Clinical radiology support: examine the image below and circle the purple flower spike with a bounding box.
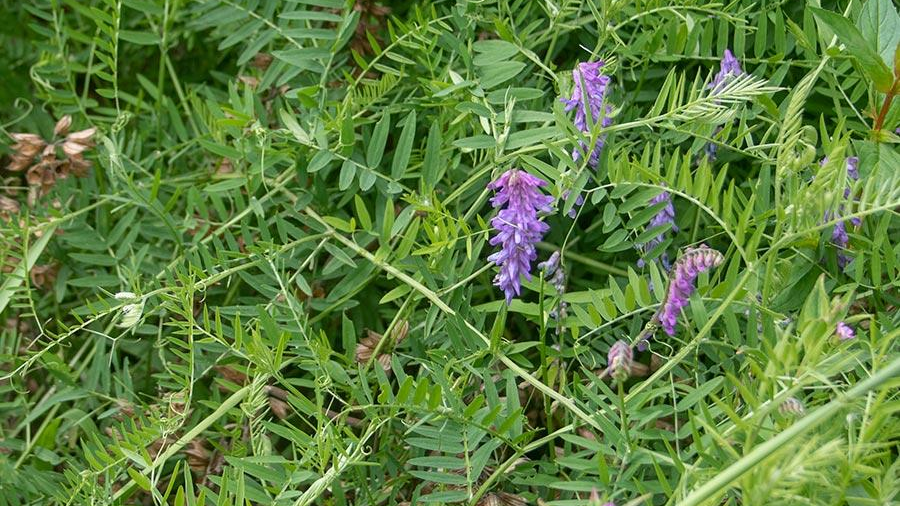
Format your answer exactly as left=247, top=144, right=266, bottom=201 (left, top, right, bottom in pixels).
left=637, top=189, right=678, bottom=269
left=561, top=61, right=613, bottom=168
left=845, top=156, right=859, bottom=180
left=836, top=321, right=855, bottom=341
left=658, top=245, right=724, bottom=336
left=828, top=156, right=862, bottom=268
left=606, top=340, right=633, bottom=381
left=709, top=49, right=744, bottom=93
left=487, top=169, right=555, bottom=304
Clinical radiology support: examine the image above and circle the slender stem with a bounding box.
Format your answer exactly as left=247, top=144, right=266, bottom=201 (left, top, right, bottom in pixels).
left=872, top=78, right=898, bottom=132
left=304, top=207, right=615, bottom=434
left=110, top=384, right=254, bottom=502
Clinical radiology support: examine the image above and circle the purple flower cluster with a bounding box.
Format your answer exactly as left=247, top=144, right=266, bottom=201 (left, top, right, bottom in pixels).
left=703, top=51, right=745, bottom=162
left=488, top=169, right=555, bottom=304
left=561, top=61, right=613, bottom=168
left=709, top=49, right=744, bottom=93
left=836, top=321, right=855, bottom=341
left=637, top=188, right=678, bottom=269
left=827, top=157, right=861, bottom=268
left=606, top=340, right=633, bottom=381
left=658, top=245, right=724, bottom=335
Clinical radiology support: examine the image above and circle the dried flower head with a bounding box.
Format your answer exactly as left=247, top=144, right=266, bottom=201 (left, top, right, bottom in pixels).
left=487, top=169, right=554, bottom=304
left=658, top=245, right=724, bottom=335
left=54, top=115, right=73, bottom=137
left=6, top=122, right=97, bottom=199
left=561, top=61, right=613, bottom=168
left=355, top=319, right=409, bottom=372
left=637, top=188, right=678, bottom=269
left=0, top=195, right=20, bottom=220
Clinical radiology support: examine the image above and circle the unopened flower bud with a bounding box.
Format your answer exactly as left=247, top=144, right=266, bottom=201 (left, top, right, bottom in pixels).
left=606, top=340, right=633, bottom=381
left=779, top=396, right=805, bottom=416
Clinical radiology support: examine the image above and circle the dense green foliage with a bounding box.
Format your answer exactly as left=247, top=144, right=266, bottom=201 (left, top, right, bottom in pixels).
left=1, top=0, right=899, bottom=505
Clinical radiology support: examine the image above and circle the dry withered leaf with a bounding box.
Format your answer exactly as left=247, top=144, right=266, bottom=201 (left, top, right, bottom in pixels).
left=30, top=263, right=58, bottom=290
left=214, top=365, right=248, bottom=386
left=184, top=439, right=210, bottom=473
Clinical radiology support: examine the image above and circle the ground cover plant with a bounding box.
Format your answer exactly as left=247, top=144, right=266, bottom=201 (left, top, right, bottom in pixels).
left=1, top=0, right=899, bottom=504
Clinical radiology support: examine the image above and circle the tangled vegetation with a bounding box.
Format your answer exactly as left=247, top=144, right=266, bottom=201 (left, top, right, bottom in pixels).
left=1, top=0, right=899, bottom=505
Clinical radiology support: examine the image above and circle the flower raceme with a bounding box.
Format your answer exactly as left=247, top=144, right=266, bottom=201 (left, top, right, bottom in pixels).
left=637, top=188, right=677, bottom=269
left=658, top=245, right=724, bottom=336
left=709, top=49, right=744, bottom=93
left=825, top=156, right=861, bottom=268
left=487, top=169, right=555, bottom=304
left=703, top=50, right=745, bottom=162
left=561, top=61, right=613, bottom=168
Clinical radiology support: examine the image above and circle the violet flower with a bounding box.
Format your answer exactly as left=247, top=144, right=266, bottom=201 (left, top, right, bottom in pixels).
left=827, top=157, right=861, bottom=268
left=657, top=245, right=724, bottom=336
left=487, top=169, right=555, bottom=304
left=606, top=340, right=633, bottom=381
left=709, top=49, right=744, bottom=93
left=637, top=188, right=678, bottom=269
left=836, top=321, right=855, bottom=341
left=703, top=50, right=744, bottom=161
left=561, top=190, right=584, bottom=218
left=561, top=61, right=613, bottom=168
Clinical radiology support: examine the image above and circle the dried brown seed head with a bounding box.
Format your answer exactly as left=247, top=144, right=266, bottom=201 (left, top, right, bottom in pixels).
left=54, top=115, right=72, bottom=136
left=355, top=329, right=382, bottom=364
left=391, top=318, right=410, bottom=343
left=214, top=365, right=248, bottom=385
left=252, top=53, right=273, bottom=70
left=62, top=140, right=90, bottom=157
left=66, top=127, right=97, bottom=145
left=0, top=195, right=19, bottom=217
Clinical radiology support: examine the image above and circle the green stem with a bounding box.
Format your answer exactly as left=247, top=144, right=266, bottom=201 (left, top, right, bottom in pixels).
left=305, top=207, right=614, bottom=434
left=872, top=77, right=898, bottom=132
left=110, top=384, right=254, bottom=502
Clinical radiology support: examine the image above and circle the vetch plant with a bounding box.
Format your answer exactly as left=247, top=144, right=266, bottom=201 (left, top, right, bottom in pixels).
left=487, top=169, right=554, bottom=304
left=0, top=1, right=898, bottom=505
